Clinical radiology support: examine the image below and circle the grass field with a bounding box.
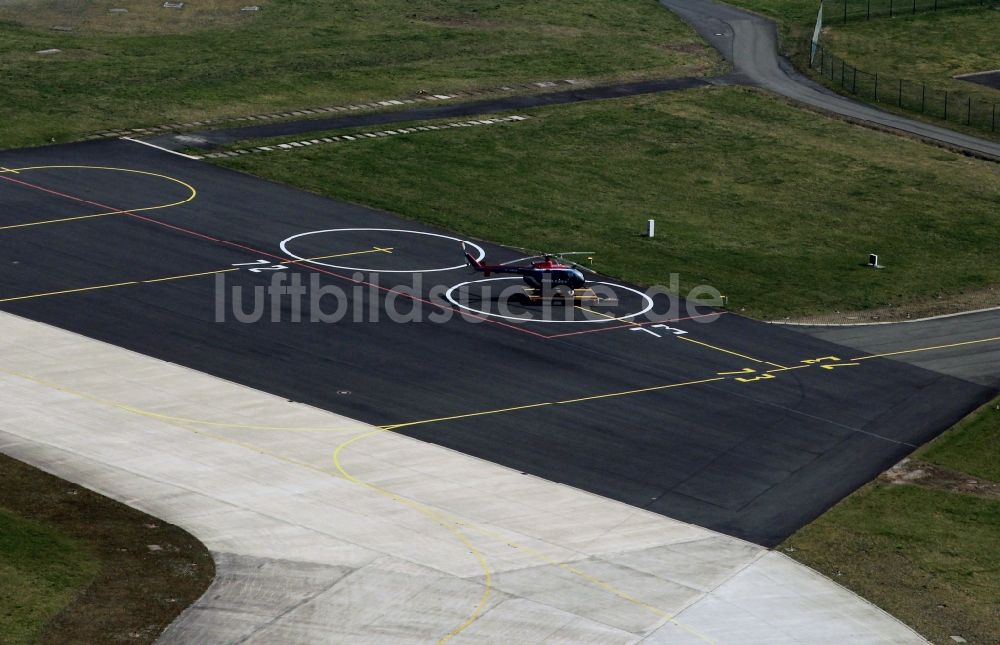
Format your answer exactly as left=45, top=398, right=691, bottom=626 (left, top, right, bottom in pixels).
left=0, top=0, right=255, bottom=33
left=923, top=401, right=1000, bottom=481
left=784, top=398, right=1000, bottom=645
left=0, top=508, right=97, bottom=643
left=821, top=6, right=1000, bottom=98
left=214, top=86, right=1000, bottom=319
left=0, top=453, right=214, bottom=643
left=0, top=0, right=720, bottom=149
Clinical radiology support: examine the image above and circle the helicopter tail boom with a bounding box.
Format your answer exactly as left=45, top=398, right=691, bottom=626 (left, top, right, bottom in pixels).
left=464, top=249, right=491, bottom=276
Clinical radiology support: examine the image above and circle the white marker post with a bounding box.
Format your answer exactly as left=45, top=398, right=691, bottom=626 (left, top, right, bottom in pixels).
left=647, top=219, right=655, bottom=238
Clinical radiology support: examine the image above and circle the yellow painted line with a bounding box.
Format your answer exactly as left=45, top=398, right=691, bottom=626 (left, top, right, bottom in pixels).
left=143, top=268, right=239, bottom=283
left=0, top=281, right=139, bottom=303
left=2, top=209, right=142, bottom=230
left=283, top=246, right=394, bottom=264
left=884, top=334, right=1000, bottom=357
left=578, top=304, right=786, bottom=369
left=717, top=368, right=755, bottom=376
left=0, top=165, right=197, bottom=231
left=555, top=376, right=725, bottom=404
left=853, top=335, right=1000, bottom=361
left=142, top=248, right=393, bottom=284
left=2, top=247, right=394, bottom=302
left=576, top=304, right=785, bottom=368
left=382, top=402, right=554, bottom=430
left=333, top=428, right=493, bottom=644
left=0, top=166, right=18, bottom=174
left=384, top=376, right=725, bottom=430
left=386, top=333, right=998, bottom=434
left=574, top=304, right=640, bottom=326
left=677, top=335, right=766, bottom=364
left=577, top=306, right=784, bottom=367
left=450, top=521, right=716, bottom=644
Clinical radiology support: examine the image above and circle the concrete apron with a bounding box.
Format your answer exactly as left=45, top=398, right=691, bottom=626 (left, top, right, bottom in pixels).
left=0, top=311, right=924, bottom=644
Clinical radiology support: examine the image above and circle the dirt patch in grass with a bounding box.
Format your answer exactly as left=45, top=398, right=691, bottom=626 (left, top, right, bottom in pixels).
left=884, top=458, right=1000, bottom=500
left=0, top=452, right=214, bottom=643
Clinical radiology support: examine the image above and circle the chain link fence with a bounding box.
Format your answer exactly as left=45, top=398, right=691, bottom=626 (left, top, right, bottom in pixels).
left=806, top=42, right=1000, bottom=133
left=828, top=0, right=997, bottom=23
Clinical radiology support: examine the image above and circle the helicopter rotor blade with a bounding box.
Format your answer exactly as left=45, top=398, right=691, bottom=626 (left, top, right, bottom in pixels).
left=549, top=252, right=595, bottom=272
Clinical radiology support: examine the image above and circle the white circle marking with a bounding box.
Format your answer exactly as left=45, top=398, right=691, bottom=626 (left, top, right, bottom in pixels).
left=279, top=228, right=486, bottom=273
left=444, top=277, right=654, bottom=324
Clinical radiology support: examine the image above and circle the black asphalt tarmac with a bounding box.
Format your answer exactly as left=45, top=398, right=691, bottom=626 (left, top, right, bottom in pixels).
left=1, top=140, right=995, bottom=546
left=957, top=70, right=1000, bottom=91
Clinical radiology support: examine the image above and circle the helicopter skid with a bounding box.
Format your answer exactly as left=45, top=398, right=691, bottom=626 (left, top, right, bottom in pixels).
left=514, top=287, right=617, bottom=306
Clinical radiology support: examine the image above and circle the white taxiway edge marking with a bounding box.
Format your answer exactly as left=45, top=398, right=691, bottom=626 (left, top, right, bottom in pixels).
left=121, top=136, right=203, bottom=161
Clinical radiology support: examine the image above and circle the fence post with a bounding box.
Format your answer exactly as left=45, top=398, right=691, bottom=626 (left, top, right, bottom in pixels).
left=890, top=0, right=894, bottom=17
left=968, top=97, right=972, bottom=125
left=841, top=60, right=846, bottom=86
left=868, top=0, right=872, bottom=19
left=993, top=103, right=996, bottom=132
left=852, top=67, right=858, bottom=93
left=844, top=0, right=848, bottom=23
left=898, top=78, right=903, bottom=107
left=912, top=0, right=916, bottom=13
left=874, top=73, right=879, bottom=101
left=934, top=0, right=938, bottom=10
left=944, top=91, right=949, bottom=120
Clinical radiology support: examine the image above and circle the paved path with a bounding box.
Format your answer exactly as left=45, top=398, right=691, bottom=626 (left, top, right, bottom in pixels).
left=146, top=77, right=711, bottom=151
left=658, top=0, right=1000, bottom=161
left=0, top=312, right=925, bottom=644
left=793, top=310, right=1000, bottom=389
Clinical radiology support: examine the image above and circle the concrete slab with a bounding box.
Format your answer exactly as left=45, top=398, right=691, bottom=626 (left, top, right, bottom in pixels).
left=0, top=312, right=925, bottom=643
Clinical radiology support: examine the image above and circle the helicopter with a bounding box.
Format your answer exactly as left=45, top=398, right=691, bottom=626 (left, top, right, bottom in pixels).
left=462, top=244, right=613, bottom=304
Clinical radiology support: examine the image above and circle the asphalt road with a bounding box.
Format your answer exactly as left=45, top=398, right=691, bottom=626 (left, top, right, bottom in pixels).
left=794, top=311, right=1000, bottom=389
left=658, top=0, right=1000, bottom=161
left=2, top=140, right=995, bottom=547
